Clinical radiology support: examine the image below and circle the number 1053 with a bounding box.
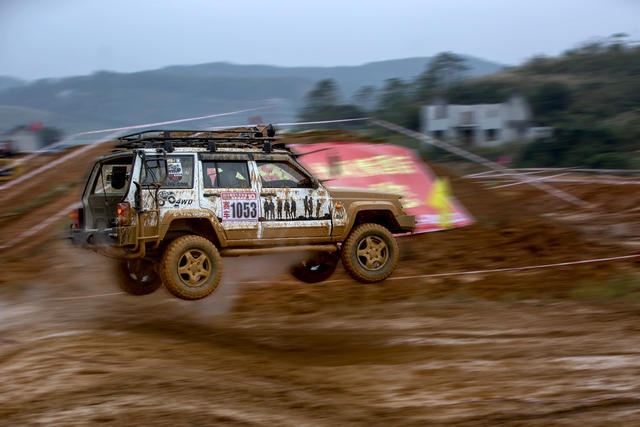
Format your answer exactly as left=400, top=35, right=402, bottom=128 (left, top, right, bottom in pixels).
left=230, top=201, right=257, bottom=218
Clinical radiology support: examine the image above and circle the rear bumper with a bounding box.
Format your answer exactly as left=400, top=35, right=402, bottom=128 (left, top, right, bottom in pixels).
left=397, top=214, right=416, bottom=233
left=69, top=228, right=118, bottom=247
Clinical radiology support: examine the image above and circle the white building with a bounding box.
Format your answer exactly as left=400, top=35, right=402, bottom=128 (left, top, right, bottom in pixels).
left=421, top=94, right=552, bottom=146
left=1, top=125, right=44, bottom=153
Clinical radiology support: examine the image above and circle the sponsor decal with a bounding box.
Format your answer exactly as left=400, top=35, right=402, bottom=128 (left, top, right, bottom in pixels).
left=221, top=192, right=259, bottom=222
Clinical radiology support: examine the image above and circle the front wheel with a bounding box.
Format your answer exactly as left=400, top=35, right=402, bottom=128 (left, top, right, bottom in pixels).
left=159, top=235, right=222, bottom=300
left=115, top=259, right=162, bottom=295
left=341, top=223, right=399, bottom=283
left=291, top=251, right=339, bottom=283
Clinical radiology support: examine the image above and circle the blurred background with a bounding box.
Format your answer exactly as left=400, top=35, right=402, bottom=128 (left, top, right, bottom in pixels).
left=1, top=1, right=640, bottom=425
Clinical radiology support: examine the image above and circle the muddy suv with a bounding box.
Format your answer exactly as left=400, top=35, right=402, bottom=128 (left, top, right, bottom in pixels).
left=70, top=127, right=415, bottom=300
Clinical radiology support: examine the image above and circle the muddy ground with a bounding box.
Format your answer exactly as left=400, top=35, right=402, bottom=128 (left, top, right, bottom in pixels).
left=2, top=131, right=640, bottom=425
left=1, top=244, right=640, bottom=425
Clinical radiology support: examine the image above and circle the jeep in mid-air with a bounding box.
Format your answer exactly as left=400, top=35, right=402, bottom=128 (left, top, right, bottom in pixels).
left=70, top=126, right=415, bottom=300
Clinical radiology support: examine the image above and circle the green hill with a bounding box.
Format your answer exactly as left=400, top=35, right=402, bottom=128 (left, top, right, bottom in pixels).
left=0, top=55, right=504, bottom=134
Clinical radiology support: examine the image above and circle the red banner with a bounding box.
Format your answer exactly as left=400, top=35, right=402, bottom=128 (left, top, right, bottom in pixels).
left=291, top=143, right=474, bottom=234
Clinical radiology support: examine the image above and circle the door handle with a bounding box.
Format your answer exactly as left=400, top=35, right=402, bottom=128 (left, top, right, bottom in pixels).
left=204, top=192, right=219, bottom=198
left=261, top=192, right=276, bottom=197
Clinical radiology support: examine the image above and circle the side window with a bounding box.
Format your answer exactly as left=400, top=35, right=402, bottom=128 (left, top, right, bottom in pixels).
left=257, top=161, right=313, bottom=189
left=164, top=156, right=194, bottom=188
left=202, top=161, right=250, bottom=189
left=141, top=155, right=194, bottom=189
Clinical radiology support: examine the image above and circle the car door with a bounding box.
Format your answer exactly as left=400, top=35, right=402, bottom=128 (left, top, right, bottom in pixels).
left=256, top=157, right=332, bottom=240
left=198, top=153, right=259, bottom=241
left=139, top=154, right=198, bottom=235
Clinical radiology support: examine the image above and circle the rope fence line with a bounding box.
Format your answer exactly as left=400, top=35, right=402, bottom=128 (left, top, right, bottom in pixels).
left=0, top=130, right=122, bottom=195
left=0, top=106, right=274, bottom=192
left=25, top=252, right=640, bottom=300
left=371, top=119, right=592, bottom=209
left=0, top=115, right=633, bottom=255
left=489, top=172, right=572, bottom=189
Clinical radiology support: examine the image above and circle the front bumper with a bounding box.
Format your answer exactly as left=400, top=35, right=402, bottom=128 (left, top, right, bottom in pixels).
left=397, top=214, right=416, bottom=233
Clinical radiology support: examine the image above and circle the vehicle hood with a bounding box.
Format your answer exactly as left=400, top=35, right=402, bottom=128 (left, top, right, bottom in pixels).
left=326, top=186, right=402, bottom=201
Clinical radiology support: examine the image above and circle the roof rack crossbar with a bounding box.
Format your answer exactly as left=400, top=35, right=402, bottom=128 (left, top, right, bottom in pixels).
left=114, top=127, right=285, bottom=152
left=118, top=128, right=265, bottom=142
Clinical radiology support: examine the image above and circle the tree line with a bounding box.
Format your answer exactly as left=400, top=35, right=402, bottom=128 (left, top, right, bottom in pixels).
left=298, top=34, right=640, bottom=169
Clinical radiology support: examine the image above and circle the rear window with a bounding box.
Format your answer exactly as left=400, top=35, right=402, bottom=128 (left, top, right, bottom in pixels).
left=90, top=157, right=133, bottom=196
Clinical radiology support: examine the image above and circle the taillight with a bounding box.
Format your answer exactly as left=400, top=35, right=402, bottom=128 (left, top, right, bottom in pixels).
left=117, top=202, right=131, bottom=226
left=69, top=209, right=80, bottom=229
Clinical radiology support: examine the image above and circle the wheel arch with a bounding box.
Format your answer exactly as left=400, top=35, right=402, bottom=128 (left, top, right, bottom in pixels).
left=157, top=210, right=225, bottom=247
left=344, top=202, right=404, bottom=236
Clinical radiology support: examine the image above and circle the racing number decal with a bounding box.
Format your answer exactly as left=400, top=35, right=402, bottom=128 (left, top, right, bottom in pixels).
left=221, top=192, right=259, bottom=222
left=229, top=200, right=257, bottom=218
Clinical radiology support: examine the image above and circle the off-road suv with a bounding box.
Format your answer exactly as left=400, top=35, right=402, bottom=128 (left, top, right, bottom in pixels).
left=70, top=127, right=415, bottom=300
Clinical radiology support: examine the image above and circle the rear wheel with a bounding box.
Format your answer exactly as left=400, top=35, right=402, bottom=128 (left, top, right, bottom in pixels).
left=115, top=259, right=161, bottom=295
left=159, top=235, right=222, bottom=300
left=291, top=251, right=339, bottom=283
left=341, top=223, right=399, bottom=283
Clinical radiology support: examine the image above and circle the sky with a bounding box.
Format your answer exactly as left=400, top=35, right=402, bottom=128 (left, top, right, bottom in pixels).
left=1, top=0, right=639, bottom=80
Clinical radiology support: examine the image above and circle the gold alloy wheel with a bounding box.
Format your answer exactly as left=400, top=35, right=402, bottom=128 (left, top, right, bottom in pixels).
left=177, top=249, right=211, bottom=287
left=356, top=235, right=389, bottom=271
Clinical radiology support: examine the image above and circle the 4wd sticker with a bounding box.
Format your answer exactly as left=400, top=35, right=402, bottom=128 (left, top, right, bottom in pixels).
left=221, top=192, right=259, bottom=222
left=158, top=190, right=194, bottom=208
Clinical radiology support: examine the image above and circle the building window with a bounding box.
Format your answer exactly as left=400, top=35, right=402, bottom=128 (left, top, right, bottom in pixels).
left=435, top=105, right=447, bottom=119
left=460, top=111, right=474, bottom=125
left=485, top=129, right=499, bottom=141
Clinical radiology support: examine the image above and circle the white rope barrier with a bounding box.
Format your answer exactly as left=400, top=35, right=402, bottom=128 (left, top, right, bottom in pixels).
left=0, top=106, right=274, bottom=191
left=372, top=119, right=592, bottom=208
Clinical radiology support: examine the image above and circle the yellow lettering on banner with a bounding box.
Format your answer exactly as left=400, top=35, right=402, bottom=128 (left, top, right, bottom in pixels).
left=369, top=182, right=420, bottom=209
left=427, top=178, right=453, bottom=228
left=306, top=163, right=330, bottom=179
left=305, top=155, right=416, bottom=179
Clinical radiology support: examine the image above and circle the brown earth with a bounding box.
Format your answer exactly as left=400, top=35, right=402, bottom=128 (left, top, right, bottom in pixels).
left=1, top=131, right=640, bottom=425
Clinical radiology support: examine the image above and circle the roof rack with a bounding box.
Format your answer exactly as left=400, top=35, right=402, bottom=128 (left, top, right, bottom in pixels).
left=115, top=125, right=284, bottom=152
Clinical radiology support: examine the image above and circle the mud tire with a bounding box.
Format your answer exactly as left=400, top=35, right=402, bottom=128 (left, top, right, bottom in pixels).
left=291, top=251, right=339, bottom=283
left=159, top=235, right=222, bottom=300
left=116, top=259, right=162, bottom=296
left=341, top=223, right=399, bottom=283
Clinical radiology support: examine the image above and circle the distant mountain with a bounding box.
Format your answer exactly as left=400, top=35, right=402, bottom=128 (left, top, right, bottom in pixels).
left=158, top=56, right=505, bottom=100
left=0, top=56, right=505, bottom=135
left=0, top=76, right=24, bottom=92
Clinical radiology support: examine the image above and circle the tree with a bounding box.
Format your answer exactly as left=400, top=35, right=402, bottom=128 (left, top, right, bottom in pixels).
left=529, top=82, right=573, bottom=123
left=303, top=79, right=340, bottom=111
left=375, top=78, right=420, bottom=129
left=39, top=127, right=63, bottom=146
left=298, top=79, right=363, bottom=126
left=352, top=85, right=377, bottom=112
left=415, top=52, right=469, bottom=100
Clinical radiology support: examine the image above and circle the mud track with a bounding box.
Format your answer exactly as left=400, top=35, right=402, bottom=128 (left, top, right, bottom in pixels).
left=2, top=131, right=640, bottom=424
left=1, top=246, right=640, bottom=425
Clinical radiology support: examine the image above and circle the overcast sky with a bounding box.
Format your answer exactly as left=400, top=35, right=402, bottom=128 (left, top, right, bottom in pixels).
left=1, top=0, right=638, bottom=80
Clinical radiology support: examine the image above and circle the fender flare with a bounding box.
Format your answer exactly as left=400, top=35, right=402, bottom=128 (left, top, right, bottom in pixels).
left=156, top=209, right=226, bottom=246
